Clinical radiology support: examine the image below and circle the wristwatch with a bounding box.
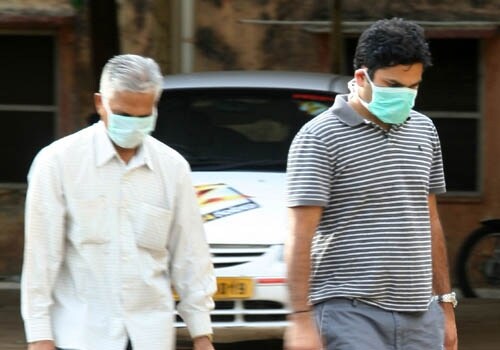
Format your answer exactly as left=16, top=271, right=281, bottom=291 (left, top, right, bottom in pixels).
left=437, top=292, right=458, bottom=308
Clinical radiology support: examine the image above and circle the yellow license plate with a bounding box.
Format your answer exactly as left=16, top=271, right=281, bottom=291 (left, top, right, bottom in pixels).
left=172, top=277, right=254, bottom=301
left=214, top=277, right=254, bottom=300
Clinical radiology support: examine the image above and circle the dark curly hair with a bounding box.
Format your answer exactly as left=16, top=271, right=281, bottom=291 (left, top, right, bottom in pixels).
left=353, top=18, right=432, bottom=78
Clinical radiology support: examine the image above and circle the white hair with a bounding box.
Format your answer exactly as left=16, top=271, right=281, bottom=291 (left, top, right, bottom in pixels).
left=99, top=54, right=163, bottom=101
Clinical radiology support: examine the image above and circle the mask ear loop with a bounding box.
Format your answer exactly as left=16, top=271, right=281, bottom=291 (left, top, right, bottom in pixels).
left=362, top=69, right=374, bottom=85
left=349, top=69, right=373, bottom=106
left=349, top=68, right=372, bottom=99
left=347, top=78, right=357, bottom=99
left=354, top=69, right=374, bottom=109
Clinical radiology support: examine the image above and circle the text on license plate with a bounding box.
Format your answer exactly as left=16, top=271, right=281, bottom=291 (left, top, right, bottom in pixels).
left=214, top=277, right=254, bottom=300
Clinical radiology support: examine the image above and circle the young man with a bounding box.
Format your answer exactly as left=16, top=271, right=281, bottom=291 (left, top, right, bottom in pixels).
left=21, top=54, right=216, bottom=350
left=285, top=18, right=458, bottom=350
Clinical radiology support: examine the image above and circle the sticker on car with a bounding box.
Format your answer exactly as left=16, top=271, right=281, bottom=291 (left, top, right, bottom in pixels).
left=195, top=183, right=259, bottom=222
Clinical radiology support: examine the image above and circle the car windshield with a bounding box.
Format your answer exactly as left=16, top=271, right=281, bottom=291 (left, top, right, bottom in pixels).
left=154, top=88, right=335, bottom=171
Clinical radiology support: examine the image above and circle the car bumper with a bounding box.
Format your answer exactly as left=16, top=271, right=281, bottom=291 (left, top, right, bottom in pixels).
left=175, top=278, right=290, bottom=342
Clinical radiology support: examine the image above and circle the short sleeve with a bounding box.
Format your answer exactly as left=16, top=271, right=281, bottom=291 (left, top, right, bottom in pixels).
left=428, top=124, right=446, bottom=194
left=286, top=129, right=333, bottom=207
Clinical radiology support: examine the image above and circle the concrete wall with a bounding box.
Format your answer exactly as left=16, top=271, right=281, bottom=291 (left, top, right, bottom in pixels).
left=192, top=0, right=499, bottom=72
left=194, top=0, right=325, bottom=71
left=117, top=0, right=171, bottom=73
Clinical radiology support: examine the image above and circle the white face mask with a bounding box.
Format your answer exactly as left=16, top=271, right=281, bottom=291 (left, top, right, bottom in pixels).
left=103, top=100, right=157, bottom=149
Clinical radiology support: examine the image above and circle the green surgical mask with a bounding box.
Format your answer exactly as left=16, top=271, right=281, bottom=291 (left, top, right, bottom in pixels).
left=103, top=101, right=157, bottom=149
left=358, top=70, right=417, bottom=124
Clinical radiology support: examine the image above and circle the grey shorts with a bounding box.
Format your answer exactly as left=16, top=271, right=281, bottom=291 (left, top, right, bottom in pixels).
left=314, top=298, right=444, bottom=350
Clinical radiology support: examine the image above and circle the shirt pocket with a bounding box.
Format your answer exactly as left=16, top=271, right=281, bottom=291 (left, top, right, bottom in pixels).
left=70, top=196, right=110, bottom=244
left=132, top=202, right=172, bottom=252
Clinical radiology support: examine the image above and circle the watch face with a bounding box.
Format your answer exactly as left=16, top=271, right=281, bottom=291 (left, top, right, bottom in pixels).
left=440, top=292, right=457, bottom=307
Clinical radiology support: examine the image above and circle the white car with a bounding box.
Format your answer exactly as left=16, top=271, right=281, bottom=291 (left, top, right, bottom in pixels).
left=154, top=71, right=350, bottom=342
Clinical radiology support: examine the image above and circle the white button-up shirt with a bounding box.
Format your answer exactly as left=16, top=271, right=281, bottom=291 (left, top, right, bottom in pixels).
left=21, top=121, right=216, bottom=350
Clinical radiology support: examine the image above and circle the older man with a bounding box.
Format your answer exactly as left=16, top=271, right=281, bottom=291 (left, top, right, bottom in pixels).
left=21, top=54, right=216, bottom=350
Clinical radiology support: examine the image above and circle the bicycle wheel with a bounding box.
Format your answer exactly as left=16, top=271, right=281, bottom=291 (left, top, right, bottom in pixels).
left=457, top=226, right=500, bottom=298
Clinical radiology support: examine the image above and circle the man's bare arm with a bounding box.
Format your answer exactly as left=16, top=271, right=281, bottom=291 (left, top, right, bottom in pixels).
left=284, top=206, right=323, bottom=350
left=285, top=206, right=323, bottom=311
left=428, top=194, right=458, bottom=350
left=429, top=194, right=452, bottom=294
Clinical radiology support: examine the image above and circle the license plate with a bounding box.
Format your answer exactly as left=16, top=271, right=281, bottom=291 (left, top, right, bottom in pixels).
left=172, top=277, right=254, bottom=301
left=214, top=277, right=254, bottom=300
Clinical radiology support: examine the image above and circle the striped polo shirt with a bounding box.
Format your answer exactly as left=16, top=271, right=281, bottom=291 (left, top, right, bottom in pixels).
left=286, top=94, right=446, bottom=312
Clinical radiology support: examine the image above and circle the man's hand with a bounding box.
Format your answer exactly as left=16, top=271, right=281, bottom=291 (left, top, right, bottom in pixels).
left=193, top=335, right=214, bottom=350
left=284, top=312, right=322, bottom=350
left=27, top=340, right=55, bottom=350
left=441, top=303, right=458, bottom=350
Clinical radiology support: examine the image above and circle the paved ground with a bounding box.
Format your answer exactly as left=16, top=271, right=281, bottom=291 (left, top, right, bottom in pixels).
left=1, top=285, right=499, bottom=350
